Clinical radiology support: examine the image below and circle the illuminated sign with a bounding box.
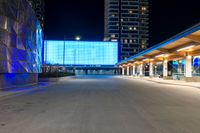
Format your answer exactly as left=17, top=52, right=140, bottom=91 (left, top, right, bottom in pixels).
left=44, top=41, right=118, bottom=66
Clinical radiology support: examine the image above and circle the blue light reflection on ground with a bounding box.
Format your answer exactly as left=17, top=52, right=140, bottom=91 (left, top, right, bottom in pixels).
left=7, top=82, right=50, bottom=93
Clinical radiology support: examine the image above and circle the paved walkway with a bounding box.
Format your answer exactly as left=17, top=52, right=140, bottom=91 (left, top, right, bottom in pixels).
left=0, top=75, right=200, bottom=133
left=121, top=76, right=200, bottom=88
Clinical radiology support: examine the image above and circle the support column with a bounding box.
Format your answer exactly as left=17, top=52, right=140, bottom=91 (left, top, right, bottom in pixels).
left=139, top=64, right=143, bottom=77
left=122, top=67, right=125, bottom=76
left=127, top=66, right=130, bottom=76
left=163, top=60, right=168, bottom=79
left=186, top=55, right=192, bottom=80
left=132, top=65, right=136, bottom=76
left=149, top=62, right=154, bottom=78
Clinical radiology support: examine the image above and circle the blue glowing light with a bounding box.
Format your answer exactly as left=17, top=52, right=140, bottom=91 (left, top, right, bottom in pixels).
left=194, top=57, right=200, bottom=67
left=44, top=41, right=118, bottom=65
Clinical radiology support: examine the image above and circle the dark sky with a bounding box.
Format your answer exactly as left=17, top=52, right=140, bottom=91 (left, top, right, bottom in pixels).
left=45, top=0, right=200, bottom=46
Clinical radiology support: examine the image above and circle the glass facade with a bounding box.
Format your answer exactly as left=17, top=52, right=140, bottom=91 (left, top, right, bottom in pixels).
left=0, top=0, right=43, bottom=73
left=193, top=56, right=200, bottom=76
left=172, top=60, right=186, bottom=77
left=154, top=62, right=163, bottom=77
left=44, top=41, right=118, bottom=66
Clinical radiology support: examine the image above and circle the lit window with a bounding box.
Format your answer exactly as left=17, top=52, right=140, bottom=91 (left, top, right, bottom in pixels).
left=141, top=45, right=146, bottom=49
left=142, top=7, right=147, bottom=11
left=111, top=34, right=115, bottom=38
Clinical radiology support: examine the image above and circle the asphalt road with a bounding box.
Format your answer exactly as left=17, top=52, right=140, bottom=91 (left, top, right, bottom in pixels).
left=0, top=75, right=200, bottom=133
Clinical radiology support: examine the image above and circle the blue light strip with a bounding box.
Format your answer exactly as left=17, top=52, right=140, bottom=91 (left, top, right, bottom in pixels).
left=44, top=41, right=118, bottom=66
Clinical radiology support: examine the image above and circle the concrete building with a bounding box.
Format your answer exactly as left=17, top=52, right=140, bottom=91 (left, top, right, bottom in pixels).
left=43, top=41, right=119, bottom=75
left=117, top=23, right=200, bottom=82
left=104, top=0, right=149, bottom=60
left=0, top=0, right=43, bottom=89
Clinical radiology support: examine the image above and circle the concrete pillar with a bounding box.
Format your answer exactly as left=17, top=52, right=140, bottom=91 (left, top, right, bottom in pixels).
left=122, top=67, right=125, bottom=75
left=150, top=62, right=154, bottom=77
left=186, top=56, right=192, bottom=78
left=132, top=66, right=136, bottom=76
left=163, top=60, right=168, bottom=78
left=139, top=64, right=143, bottom=77
left=127, top=66, right=130, bottom=76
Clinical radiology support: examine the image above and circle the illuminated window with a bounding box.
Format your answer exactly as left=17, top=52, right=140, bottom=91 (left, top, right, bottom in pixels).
left=142, top=7, right=147, bottom=11
left=141, top=45, right=146, bottom=49
left=124, top=39, right=128, bottom=43
left=111, top=34, right=115, bottom=38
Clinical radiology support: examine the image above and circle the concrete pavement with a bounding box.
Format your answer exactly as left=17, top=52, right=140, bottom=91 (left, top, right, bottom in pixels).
left=0, top=75, right=200, bottom=133
left=0, top=82, right=52, bottom=100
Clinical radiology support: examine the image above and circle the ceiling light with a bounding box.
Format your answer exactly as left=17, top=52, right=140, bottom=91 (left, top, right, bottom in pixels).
left=177, top=45, right=194, bottom=52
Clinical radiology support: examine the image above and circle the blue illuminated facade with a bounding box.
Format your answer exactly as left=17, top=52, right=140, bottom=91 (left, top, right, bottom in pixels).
left=0, top=0, right=43, bottom=89
left=0, top=0, right=43, bottom=73
left=44, top=41, right=118, bottom=66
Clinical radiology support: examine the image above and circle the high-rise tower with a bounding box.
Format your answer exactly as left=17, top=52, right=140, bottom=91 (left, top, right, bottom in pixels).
left=104, top=0, right=149, bottom=60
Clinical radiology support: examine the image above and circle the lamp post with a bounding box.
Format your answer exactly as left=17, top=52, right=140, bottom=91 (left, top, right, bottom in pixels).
left=63, top=36, right=66, bottom=66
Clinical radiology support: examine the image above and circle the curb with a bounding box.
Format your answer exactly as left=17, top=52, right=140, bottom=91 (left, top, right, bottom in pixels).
left=0, top=76, right=75, bottom=100
left=119, top=76, right=200, bottom=89
left=0, top=82, right=57, bottom=100
left=144, top=79, right=200, bottom=89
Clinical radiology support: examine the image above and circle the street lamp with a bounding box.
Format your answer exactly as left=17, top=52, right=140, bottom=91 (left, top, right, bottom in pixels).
left=75, top=36, right=81, bottom=41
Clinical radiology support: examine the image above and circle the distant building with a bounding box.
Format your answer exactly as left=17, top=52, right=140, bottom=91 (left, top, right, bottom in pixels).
left=43, top=41, right=119, bottom=75
left=28, top=0, right=45, bottom=29
left=104, top=0, right=149, bottom=60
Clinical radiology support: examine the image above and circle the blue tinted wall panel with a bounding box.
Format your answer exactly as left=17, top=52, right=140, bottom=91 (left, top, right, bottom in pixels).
left=0, top=0, right=43, bottom=73
left=44, top=41, right=118, bottom=66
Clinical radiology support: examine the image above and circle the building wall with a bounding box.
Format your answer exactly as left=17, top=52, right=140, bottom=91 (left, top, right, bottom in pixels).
left=44, top=41, right=118, bottom=66
left=0, top=0, right=43, bottom=89
left=0, top=73, right=38, bottom=89
left=27, top=0, right=45, bottom=28
left=104, top=0, right=149, bottom=60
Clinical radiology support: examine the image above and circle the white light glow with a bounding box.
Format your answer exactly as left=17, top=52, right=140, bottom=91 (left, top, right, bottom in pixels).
left=143, top=58, right=149, bottom=61
left=177, top=45, right=194, bottom=52
left=155, top=54, right=168, bottom=58
left=75, top=36, right=81, bottom=41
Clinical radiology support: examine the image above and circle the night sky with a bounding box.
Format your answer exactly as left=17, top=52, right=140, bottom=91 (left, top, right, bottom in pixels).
left=45, top=0, right=200, bottom=46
